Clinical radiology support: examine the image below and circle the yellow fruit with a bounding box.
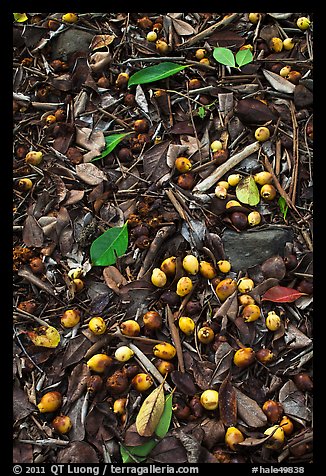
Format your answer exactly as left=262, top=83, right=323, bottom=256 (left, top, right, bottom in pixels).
left=195, top=48, right=206, bottom=60
left=88, top=317, right=107, bottom=335
left=197, top=326, right=214, bottom=344
left=225, top=427, right=245, bottom=450
left=238, top=294, right=255, bottom=306
left=200, top=389, right=219, bottom=410
left=217, top=260, right=231, bottom=274
left=131, top=373, right=153, bottom=392
left=151, top=268, right=167, bottom=287
left=114, top=346, right=134, bottom=362
left=297, top=17, right=311, bottom=31
left=113, top=398, right=127, bottom=415
left=17, top=178, right=33, bottom=191
left=175, top=157, right=192, bottom=173
left=160, top=256, right=177, bottom=276
left=147, top=30, right=158, bottom=42
left=248, top=13, right=260, bottom=24
left=242, top=304, right=261, bottom=322
left=265, top=311, right=281, bottom=331
left=87, top=354, right=113, bottom=373
left=280, top=416, right=294, bottom=436
left=37, top=391, right=62, bottom=413
left=215, top=278, right=237, bottom=301
left=176, top=277, right=193, bottom=296
left=226, top=199, right=241, bottom=209
left=199, top=261, right=216, bottom=279
left=210, top=140, right=223, bottom=152
left=52, top=415, right=72, bottom=434
left=120, top=320, right=141, bottom=337
left=264, top=425, right=285, bottom=450
left=178, top=316, right=195, bottom=336
left=261, top=184, right=277, bottom=200
left=153, top=342, right=177, bottom=360
left=255, top=127, right=270, bottom=142
left=155, top=359, right=175, bottom=375
left=237, top=277, right=254, bottom=293
left=270, top=37, right=283, bottom=53
left=68, top=267, right=84, bottom=279
left=279, top=65, right=292, bottom=77
left=254, top=171, right=273, bottom=185
left=25, top=151, right=43, bottom=166
left=248, top=211, right=261, bottom=227
left=199, top=58, right=210, bottom=66
left=156, top=40, right=169, bottom=55
left=61, top=309, right=81, bottom=328
left=283, top=38, right=295, bottom=50
left=182, top=255, right=199, bottom=275
left=217, top=180, right=229, bottom=190
left=233, top=347, right=255, bottom=368
left=72, top=278, right=84, bottom=292
left=227, top=174, right=242, bottom=187
left=214, top=184, right=228, bottom=199
left=62, top=13, right=78, bottom=23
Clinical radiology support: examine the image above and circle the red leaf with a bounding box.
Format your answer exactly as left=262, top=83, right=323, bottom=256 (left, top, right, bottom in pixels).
left=262, top=286, right=306, bottom=303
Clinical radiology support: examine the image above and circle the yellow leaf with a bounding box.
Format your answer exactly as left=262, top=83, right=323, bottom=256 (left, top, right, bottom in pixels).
left=13, top=13, right=28, bottom=23
left=27, top=326, right=61, bottom=348
left=136, top=383, right=165, bottom=437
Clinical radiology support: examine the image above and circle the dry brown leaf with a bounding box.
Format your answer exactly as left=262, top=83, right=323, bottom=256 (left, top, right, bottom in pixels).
left=103, top=266, right=128, bottom=294
left=90, top=34, right=115, bottom=50
left=22, top=215, right=44, bottom=248
left=136, top=383, right=165, bottom=437
left=75, top=163, right=107, bottom=185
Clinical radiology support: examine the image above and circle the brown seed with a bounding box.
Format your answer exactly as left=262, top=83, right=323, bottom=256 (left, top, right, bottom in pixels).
left=230, top=212, right=248, bottom=230
left=256, top=348, right=274, bottom=364
left=134, top=119, right=149, bottom=134
left=177, top=173, right=195, bottom=190
left=293, top=373, right=313, bottom=392
left=97, top=76, right=110, bottom=88
left=124, top=93, right=136, bottom=107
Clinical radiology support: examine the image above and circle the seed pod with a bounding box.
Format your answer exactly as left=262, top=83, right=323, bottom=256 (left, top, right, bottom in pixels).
left=120, top=320, right=141, bottom=337
left=87, top=354, right=113, bottom=373
left=217, top=260, right=231, bottom=274
left=61, top=309, right=81, bottom=328
left=178, top=316, right=195, bottom=336
left=25, top=151, right=43, bottom=166
left=265, top=311, right=281, bottom=331
left=263, top=425, right=285, bottom=450
left=199, top=261, right=217, bottom=279
left=199, top=58, right=210, bottom=66
left=280, top=416, right=294, bottom=435
left=153, top=342, right=177, bottom=360
left=256, top=348, right=274, bottom=364
left=160, top=256, right=177, bottom=277
left=197, top=326, right=215, bottom=344
left=238, top=277, right=255, bottom=293
left=215, top=278, right=237, bottom=301
left=248, top=211, right=261, bottom=226
left=182, top=255, right=199, bottom=275
left=151, top=268, right=167, bottom=288
left=113, top=398, right=127, bottom=415
left=88, top=317, right=107, bottom=335
left=68, top=267, right=84, bottom=280
left=255, top=126, right=271, bottom=142
left=106, top=370, right=129, bottom=395
left=176, top=277, right=193, bottom=296
left=131, top=373, right=153, bottom=392
left=279, top=65, right=292, bottom=78
left=261, top=184, right=277, bottom=200
left=233, top=347, right=255, bottom=368
left=71, top=278, right=84, bottom=293
left=225, top=427, right=245, bottom=450
left=175, top=157, right=192, bottom=173
left=52, top=415, right=72, bottom=434
left=188, top=78, right=202, bottom=90
left=262, top=400, right=284, bottom=424
left=286, top=70, right=302, bottom=85
left=200, top=389, right=219, bottom=410
left=114, top=346, right=134, bottom=362
left=242, top=304, right=261, bottom=322
left=154, top=359, right=175, bottom=375
left=37, top=391, right=62, bottom=413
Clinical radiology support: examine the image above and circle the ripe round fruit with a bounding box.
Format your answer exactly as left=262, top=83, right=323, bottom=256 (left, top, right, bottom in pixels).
left=25, top=151, right=43, bottom=166
left=266, top=311, right=281, bottom=331
left=217, top=180, right=229, bottom=190
left=270, top=37, right=283, bottom=53
left=175, top=157, right=192, bottom=173
left=216, top=278, right=237, bottom=301
left=255, top=127, right=270, bottom=142
left=199, top=58, right=210, bottom=66
left=116, top=73, right=129, bottom=89
left=261, top=184, right=277, bottom=200
left=153, top=342, right=177, bottom=360
left=200, top=389, right=219, bottom=410
left=248, top=13, right=260, bottom=24
left=279, top=65, right=292, bottom=78
left=68, top=267, right=83, bottom=280
left=52, top=415, right=72, bottom=434
left=280, top=416, right=294, bottom=436
left=197, top=326, right=214, bottom=344
left=238, top=294, right=255, bottom=306
left=233, top=347, right=255, bottom=368
left=214, top=184, right=227, bottom=199
left=217, top=260, right=231, bottom=274
left=114, top=346, right=134, bottom=362
left=134, top=119, right=149, bottom=134
left=62, top=13, right=78, bottom=23
left=87, top=354, right=113, bottom=373
left=248, top=211, right=261, bottom=226
left=296, top=17, right=311, bottom=31
left=199, top=261, right=216, bottom=279
left=61, top=309, right=81, bottom=328
left=178, top=316, right=195, bottom=336
left=151, top=268, right=167, bottom=287
left=242, top=304, right=261, bottom=322
left=160, top=257, right=177, bottom=276
left=17, top=178, right=33, bottom=191
left=283, top=38, right=295, bottom=50
left=195, top=48, right=206, bottom=60
left=37, top=391, right=62, bottom=413
left=72, top=278, right=84, bottom=292
left=226, top=199, right=241, bottom=209
left=225, top=427, right=244, bottom=450
left=264, top=425, right=285, bottom=450
left=147, top=30, right=158, bottom=42
left=88, top=317, right=107, bottom=335
left=155, top=359, right=174, bottom=375
left=183, top=255, right=199, bottom=275
left=227, top=174, right=242, bottom=187
left=238, top=277, right=254, bottom=293
left=120, top=319, right=141, bottom=337
left=113, top=398, right=127, bottom=415
left=210, top=140, right=223, bottom=153
left=156, top=40, right=169, bottom=55
left=132, top=373, right=153, bottom=392
left=176, top=277, right=193, bottom=296
left=143, top=311, right=162, bottom=331
left=254, top=171, right=273, bottom=185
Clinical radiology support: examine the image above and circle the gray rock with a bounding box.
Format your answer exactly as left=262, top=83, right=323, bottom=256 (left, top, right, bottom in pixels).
left=51, top=29, right=94, bottom=61
left=221, top=225, right=293, bottom=272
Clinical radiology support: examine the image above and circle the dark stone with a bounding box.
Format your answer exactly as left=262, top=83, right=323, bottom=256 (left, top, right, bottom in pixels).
left=51, top=29, right=94, bottom=61
left=221, top=226, right=293, bottom=272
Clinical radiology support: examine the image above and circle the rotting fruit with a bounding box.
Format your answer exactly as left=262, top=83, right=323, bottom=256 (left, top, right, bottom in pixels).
left=151, top=268, right=167, bottom=288
left=61, top=309, right=81, bottom=328
left=106, top=370, right=129, bottom=395
left=195, top=48, right=206, bottom=60
left=200, top=389, right=219, bottom=410
left=114, top=346, right=134, bottom=362
left=52, top=415, right=72, bottom=434
left=88, top=316, right=107, bottom=335
left=131, top=373, right=154, bottom=392
left=233, top=347, right=255, bottom=368
left=182, top=255, right=199, bottom=275
left=255, top=127, right=270, bottom=142
left=264, top=425, right=285, bottom=450
left=155, top=359, right=175, bottom=375
left=216, top=278, right=237, bottom=301
left=143, top=311, right=162, bottom=331
left=87, top=354, right=113, bottom=373
left=178, top=316, right=195, bottom=336
left=199, top=261, right=216, bottom=279
left=256, top=348, right=274, bottom=364
left=146, top=30, right=158, bottom=42
left=238, top=294, right=255, bottom=306
left=175, top=157, right=192, bottom=173
left=37, top=391, right=62, bottom=413
left=242, top=304, right=261, bottom=322
left=153, top=342, right=177, bottom=360
left=262, top=400, right=284, bottom=424
left=176, top=277, right=193, bottom=296
left=197, top=326, right=215, bottom=344
left=25, top=151, right=43, bottom=166
left=225, top=427, right=245, bottom=450
left=120, top=319, right=141, bottom=337
left=279, top=65, right=292, bottom=78
left=160, top=257, right=177, bottom=276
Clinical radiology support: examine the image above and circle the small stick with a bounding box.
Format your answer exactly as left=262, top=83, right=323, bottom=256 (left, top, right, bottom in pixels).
left=166, top=305, right=185, bottom=373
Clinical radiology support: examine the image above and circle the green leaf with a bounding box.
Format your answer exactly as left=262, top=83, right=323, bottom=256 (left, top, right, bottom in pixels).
left=236, top=176, right=260, bottom=206
left=120, top=439, right=157, bottom=463
left=13, top=13, right=28, bottom=22
left=278, top=196, right=289, bottom=220
left=91, top=133, right=133, bottom=162
left=213, top=47, right=236, bottom=68
left=235, top=49, right=253, bottom=67
left=128, top=63, right=189, bottom=87
left=155, top=393, right=173, bottom=438
left=197, top=106, right=206, bottom=119
left=90, top=222, right=128, bottom=266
